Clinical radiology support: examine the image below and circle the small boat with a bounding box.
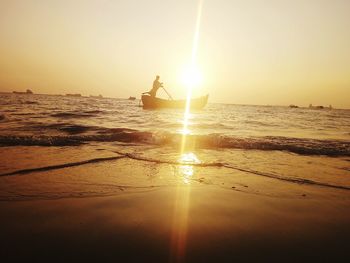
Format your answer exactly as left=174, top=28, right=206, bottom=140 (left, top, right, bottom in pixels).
left=309, top=104, right=333, bottom=110
left=128, top=96, right=136, bottom=100
left=66, top=93, right=82, bottom=97
left=13, top=89, right=33, bottom=94
left=141, top=94, right=208, bottom=110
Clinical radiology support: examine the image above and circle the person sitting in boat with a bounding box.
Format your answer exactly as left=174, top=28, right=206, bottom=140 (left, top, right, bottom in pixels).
left=148, top=75, right=163, bottom=97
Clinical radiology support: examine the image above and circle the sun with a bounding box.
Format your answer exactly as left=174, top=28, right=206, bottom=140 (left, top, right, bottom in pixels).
left=181, top=65, right=203, bottom=88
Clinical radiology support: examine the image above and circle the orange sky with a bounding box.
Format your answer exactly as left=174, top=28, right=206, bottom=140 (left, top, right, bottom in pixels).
left=0, top=0, right=349, bottom=108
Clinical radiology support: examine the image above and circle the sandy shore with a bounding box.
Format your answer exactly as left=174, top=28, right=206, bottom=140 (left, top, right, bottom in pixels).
left=0, top=146, right=349, bottom=262
left=1, top=185, right=350, bottom=262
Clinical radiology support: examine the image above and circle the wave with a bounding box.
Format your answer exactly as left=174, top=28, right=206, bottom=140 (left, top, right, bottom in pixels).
left=0, top=156, right=125, bottom=177
left=22, top=100, right=39, bottom=105
left=1, top=151, right=348, bottom=191
left=0, top=131, right=152, bottom=146
left=0, top=100, right=39, bottom=105
left=0, top=128, right=349, bottom=156
left=83, top=110, right=104, bottom=114
left=195, top=135, right=350, bottom=156
left=0, top=113, right=7, bottom=122
left=119, top=152, right=349, bottom=190
left=51, top=112, right=98, bottom=118
left=58, top=125, right=92, bottom=134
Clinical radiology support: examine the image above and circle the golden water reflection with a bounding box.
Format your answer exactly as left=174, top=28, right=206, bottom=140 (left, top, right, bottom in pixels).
left=177, top=113, right=193, bottom=135
left=178, top=152, right=200, bottom=184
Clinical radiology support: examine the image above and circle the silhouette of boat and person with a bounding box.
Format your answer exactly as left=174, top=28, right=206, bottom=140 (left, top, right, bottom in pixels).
left=141, top=75, right=208, bottom=110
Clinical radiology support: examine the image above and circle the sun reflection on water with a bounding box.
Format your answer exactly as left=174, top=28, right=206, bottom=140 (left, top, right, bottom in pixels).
left=179, top=128, right=191, bottom=136
left=178, top=152, right=201, bottom=184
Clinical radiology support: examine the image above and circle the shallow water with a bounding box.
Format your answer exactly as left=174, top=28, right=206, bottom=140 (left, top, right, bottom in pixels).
left=0, top=93, right=349, bottom=199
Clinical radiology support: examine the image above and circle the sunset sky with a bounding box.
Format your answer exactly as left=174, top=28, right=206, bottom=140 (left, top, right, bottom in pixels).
left=0, top=0, right=349, bottom=108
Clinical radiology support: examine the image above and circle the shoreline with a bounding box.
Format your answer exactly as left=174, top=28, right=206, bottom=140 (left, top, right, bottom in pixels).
left=0, top=143, right=349, bottom=262
left=1, top=150, right=349, bottom=262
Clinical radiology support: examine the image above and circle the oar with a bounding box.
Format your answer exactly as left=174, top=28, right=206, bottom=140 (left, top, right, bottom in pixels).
left=162, top=87, right=174, bottom=100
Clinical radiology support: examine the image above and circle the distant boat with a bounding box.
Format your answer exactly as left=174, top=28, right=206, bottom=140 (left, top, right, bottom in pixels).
left=66, top=93, right=82, bottom=97
left=289, top=104, right=299, bottom=108
left=309, top=104, right=332, bottom=110
left=128, top=96, right=136, bottom=100
left=141, top=94, right=208, bottom=110
left=13, top=89, right=33, bottom=94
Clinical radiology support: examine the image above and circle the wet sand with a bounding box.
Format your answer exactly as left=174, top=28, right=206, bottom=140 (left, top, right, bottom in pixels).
left=1, top=148, right=350, bottom=262
left=1, top=185, right=349, bottom=262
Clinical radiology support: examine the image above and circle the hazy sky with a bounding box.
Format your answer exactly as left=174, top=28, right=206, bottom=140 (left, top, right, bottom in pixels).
left=0, top=0, right=349, bottom=107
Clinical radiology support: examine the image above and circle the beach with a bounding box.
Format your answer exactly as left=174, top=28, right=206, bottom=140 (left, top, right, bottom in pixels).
left=1, top=143, right=350, bottom=262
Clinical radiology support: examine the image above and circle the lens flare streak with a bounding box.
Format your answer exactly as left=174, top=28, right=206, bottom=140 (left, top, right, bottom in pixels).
left=170, top=1, right=203, bottom=262
left=180, top=0, right=203, bottom=153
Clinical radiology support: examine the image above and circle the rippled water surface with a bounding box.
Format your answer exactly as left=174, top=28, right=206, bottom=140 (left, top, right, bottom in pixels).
left=0, top=93, right=349, bottom=200
left=0, top=93, right=349, bottom=155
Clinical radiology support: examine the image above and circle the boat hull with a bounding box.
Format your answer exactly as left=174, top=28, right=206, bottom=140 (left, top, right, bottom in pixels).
left=141, top=94, right=208, bottom=110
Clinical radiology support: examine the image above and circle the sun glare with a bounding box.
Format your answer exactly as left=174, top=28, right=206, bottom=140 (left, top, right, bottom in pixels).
left=181, top=65, right=203, bottom=88
left=177, top=153, right=201, bottom=183
left=171, top=1, right=203, bottom=262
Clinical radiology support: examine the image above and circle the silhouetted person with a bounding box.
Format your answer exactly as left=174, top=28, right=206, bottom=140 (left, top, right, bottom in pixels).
left=149, top=75, right=163, bottom=97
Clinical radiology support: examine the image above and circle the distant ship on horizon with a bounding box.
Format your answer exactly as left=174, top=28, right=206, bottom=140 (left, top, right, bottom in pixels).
left=309, top=104, right=333, bottom=110
left=65, top=93, right=82, bottom=97
left=13, top=89, right=33, bottom=94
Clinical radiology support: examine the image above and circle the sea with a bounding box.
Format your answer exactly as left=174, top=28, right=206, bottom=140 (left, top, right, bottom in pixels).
left=0, top=93, right=349, bottom=199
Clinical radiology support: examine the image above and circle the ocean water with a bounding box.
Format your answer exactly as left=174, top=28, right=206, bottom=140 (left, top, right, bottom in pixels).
left=0, top=93, right=349, bottom=153
left=0, top=93, right=349, bottom=199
